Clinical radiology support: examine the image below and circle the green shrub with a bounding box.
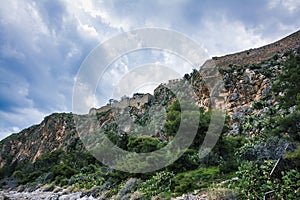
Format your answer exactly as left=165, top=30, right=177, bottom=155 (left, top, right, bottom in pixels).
left=284, top=147, right=300, bottom=169
left=172, top=167, right=219, bottom=195
left=139, top=171, right=174, bottom=197
left=55, top=177, right=69, bottom=186
left=51, top=164, right=78, bottom=179
left=71, top=171, right=105, bottom=189
left=23, top=171, right=43, bottom=184
left=231, top=160, right=275, bottom=199
left=34, top=149, right=64, bottom=171
left=270, top=112, right=300, bottom=142
left=164, top=109, right=181, bottom=137
left=236, top=136, right=289, bottom=162
left=12, top=170, right=23, bottom=180
left=127, top=136, right=161, bottom=153
left=275, top=169, right=300, bottom=199
left=272, top=54, right=300, bottom=109
left=218, top=136, right=246, bottom=173
left=164, top=99, right=210, bottom=148
left=231, top=160, right=300, bottom=199
left=167, top=149, right=200, bottom=172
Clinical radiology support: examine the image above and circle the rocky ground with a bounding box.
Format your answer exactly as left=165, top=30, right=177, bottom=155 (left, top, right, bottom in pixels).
left=0, top=190, right=97, bottom=200
left=0, top=187, right=237, bottom=200
left=0, top=191, right=211, bottom=200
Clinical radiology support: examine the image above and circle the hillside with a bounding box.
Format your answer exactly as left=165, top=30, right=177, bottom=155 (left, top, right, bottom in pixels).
left=0, top=30, right=300, bottom=199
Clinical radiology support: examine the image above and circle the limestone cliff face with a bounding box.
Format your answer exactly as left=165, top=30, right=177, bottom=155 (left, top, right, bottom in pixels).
left=0, top=30, right=299, bottom=170
left=0, top=113, right=82, bottom=168
left=193, top=45, right=299, bottom=136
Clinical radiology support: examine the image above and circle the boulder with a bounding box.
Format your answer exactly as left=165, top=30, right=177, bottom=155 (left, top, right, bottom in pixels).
left=117, top=178, right=138, bottom=198
left=229, top=93, right=239, bottom=102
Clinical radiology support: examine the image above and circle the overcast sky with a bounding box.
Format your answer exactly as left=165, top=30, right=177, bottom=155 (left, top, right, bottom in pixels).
left=0, top=0, right=299, bottom=140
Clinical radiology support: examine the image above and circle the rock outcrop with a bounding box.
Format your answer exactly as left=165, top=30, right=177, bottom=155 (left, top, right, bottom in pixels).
left=0, top=113, right=81, bottom=168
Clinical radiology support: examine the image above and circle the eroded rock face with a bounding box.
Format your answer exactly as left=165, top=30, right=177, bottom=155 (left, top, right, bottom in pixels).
left=0, top=113, right=82, bottom=168
left=189, top=44, right=300, bottom=138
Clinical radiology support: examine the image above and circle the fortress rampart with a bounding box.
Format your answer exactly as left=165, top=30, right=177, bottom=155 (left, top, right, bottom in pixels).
left=212, top=30, right=300, bottom=68
left=89, top=93, right=153, bottom=115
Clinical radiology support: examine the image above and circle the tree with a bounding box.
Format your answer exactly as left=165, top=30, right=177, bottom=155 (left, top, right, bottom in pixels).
left=127, top=136, right=160, bottom=153
left=164, top=100, right=210, bottom=149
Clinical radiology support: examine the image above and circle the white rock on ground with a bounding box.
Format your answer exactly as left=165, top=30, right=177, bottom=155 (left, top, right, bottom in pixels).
left=0, top=191, right=98, bottom=200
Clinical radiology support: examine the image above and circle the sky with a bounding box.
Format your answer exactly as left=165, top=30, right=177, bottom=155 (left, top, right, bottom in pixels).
left=0, top=0, right=300, bottom=140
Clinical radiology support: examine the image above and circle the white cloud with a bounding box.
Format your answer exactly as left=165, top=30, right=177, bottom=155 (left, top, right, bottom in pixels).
left=0, top=0, right=50, bottom=55
left=0, top=128, right=19, bottom=141
left=0, top=107, right=47, bottom=140
left=77, top=22, right=99, bottom=40
left=112, top=63, right=181, bottom=99
left=268, top=0, right=300, bottom=13
left=162, top=51, right=196, bottom=74
left=80, top=0, right=132, bottom=30
left=195, top=15, right=269, bottom=56
left=277, top=22, right=298, bottom=33
left=64, top=0, right=124, bottom=43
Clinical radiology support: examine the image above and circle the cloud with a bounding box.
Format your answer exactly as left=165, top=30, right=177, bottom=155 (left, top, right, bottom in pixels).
left=0, top=1, right=50, bottom=54
left=194, top=15, right=270, bottom=56
left=268, top=0, right=300, bottom=13
left=0, top=0, right=93, bottom=138
left=0, top=107, right=47, bottom=139
left=0, top=67, right=33, bottom=111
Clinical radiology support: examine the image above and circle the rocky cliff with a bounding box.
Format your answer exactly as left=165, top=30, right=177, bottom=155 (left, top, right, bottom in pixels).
left=0, top=30, right=299, bottom=170
left=0, top=113, right=82, bottom=169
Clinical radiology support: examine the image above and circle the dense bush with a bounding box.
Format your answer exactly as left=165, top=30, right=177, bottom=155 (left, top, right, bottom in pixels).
left=127, top=136, right=161, bottom=153
left=231, top=160, right=275, bottom=199
left=284, top=146, right=300, bottom=169
left=232, top=160, right=300, bottom=199
left=52, top=164, right=78, bottom=179
left=70, top=165, right=105, bottom=189
left=218, top=136, right=246, bottom=173
left=236, top=136, right=291, bottom=163
left=172, top=167, right=219, bottom=194
left=167, top=149, right=200, bottom=172
left=139, top=170, right=174, bottom=197
left=270, top=112, right=300, bottom=142
left=105, top=131, right=129, bottom=150
left=164, top=100, right=210, bottom=149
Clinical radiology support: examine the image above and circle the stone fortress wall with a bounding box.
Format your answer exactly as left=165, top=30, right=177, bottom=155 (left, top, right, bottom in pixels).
left=89, top=93, right=153, bottom=115
left=212, top=30, right=300, bottom=68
